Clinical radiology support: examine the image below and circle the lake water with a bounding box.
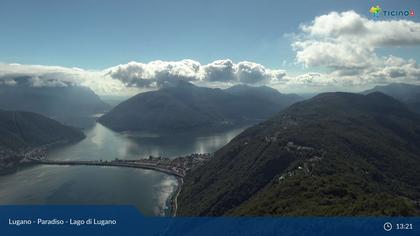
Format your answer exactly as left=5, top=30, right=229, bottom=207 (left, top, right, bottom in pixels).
left=0, top=123, right=248, bottom=216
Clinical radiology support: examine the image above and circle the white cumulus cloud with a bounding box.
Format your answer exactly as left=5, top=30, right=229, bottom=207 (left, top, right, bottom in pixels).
left=106, top=60, right=201, bottom=88
left=201, top=59, right=236, bottom=82
left=290, top=10, right=420, bottom=88
left=107, top=59, right=287, bottom=88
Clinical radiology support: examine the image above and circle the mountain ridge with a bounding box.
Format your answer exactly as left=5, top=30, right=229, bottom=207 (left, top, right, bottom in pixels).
left=362, top=83, right=420, bottom=113
left=0, top=109, right=85, bottom=172
left=98, top=82, right=303, bottom=132
left=177, top=92, right=420, bottom=216
left=0, top=78, right=110, bottom=127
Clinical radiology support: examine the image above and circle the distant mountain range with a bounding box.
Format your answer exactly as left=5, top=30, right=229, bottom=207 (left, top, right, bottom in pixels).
left=98, top=82, right=303, bottom=132
left=0, top=109, right=85, bottom=172
left=178, top=92, right=420, bottom=216
left=362, top=83, right=420, bottom=113
left=0, top=81, right=109, bottom=127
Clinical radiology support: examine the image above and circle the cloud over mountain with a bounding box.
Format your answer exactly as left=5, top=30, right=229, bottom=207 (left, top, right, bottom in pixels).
left=0, top=60, right=287, bottom=94
left=0, top=63, right=135, bottom=96
left=291, top=11, right=420, bottom=87
left=106, top=60, right=201, bottom=88
left=0, top=64, right=84, bottom=87
left=106, top=59, right=286, bottom=88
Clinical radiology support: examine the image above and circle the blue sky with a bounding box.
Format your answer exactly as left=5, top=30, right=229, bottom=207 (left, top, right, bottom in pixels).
left=0, top=0, right=418, bottom=69
left=0, top=0, right=419, bottom=95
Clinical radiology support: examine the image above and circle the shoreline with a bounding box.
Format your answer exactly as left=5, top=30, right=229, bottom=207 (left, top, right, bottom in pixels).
left=24, top=158, right=186, bottom=216
left=6, top=150, right=206, bottom=217
left=169, top=176, right=183, bottom=216
left=0, top=139, right=83, bottom=175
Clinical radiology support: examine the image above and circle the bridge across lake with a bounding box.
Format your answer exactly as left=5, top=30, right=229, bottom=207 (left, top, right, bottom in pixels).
left=25, top=159, right=185, bottom=178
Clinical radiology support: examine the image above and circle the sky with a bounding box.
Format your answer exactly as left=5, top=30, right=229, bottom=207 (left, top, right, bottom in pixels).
left=0, top=0, right=420, bottom=95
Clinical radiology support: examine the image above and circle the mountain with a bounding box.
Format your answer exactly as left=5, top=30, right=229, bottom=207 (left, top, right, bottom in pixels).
left=0, top=109, right=85, bottom=172
left=225, top=84, right=301, bottom=103
left=0, top=79, right=110, bottom=127
left=362, top=83, right=420, bottom=113
left=177, top=92, right=420, bottom=216
left=224, top=84, right=303, bottom=119
left=98, top=82, right=302, bottom=132
left=99, top=95, right=130, bottom=107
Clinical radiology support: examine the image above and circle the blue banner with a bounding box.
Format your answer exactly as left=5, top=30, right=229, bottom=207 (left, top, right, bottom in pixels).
left=0, top=206, right=419, bottom=236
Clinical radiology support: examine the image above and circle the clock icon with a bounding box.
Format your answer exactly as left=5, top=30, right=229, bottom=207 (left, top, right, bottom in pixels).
left=383, top=222, right=393, bottom=232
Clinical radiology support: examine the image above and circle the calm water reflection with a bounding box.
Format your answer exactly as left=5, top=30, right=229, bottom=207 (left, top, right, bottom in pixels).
left=0, top=123, right=249, bottom=215
left=47, top=123, right=248, bottom=161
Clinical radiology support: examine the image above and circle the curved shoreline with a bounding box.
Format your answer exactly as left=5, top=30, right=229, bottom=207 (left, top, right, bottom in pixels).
left=23, top=159, right=185, bottom=177
left=21, top=154, right=213, bottom=217
left=24, top=158, right=185, bottom=216
left=169, top=177, right=183, bottom=216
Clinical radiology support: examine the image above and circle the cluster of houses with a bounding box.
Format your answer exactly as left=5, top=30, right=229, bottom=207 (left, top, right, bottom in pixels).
left=144, top=153, right=213, bottom=175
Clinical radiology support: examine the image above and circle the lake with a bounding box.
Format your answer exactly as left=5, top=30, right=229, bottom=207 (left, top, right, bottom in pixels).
left=0, top=123, right=248, bottom=216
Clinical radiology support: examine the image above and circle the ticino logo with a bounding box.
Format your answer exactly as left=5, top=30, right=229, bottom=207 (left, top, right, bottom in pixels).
left=369, top=5, right=415, bottom=18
